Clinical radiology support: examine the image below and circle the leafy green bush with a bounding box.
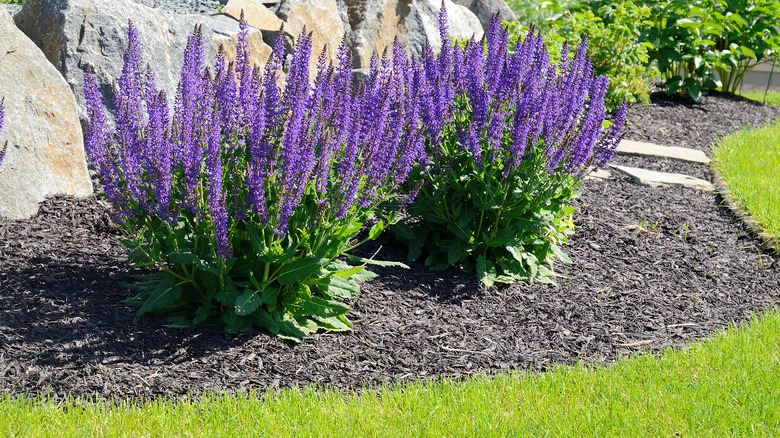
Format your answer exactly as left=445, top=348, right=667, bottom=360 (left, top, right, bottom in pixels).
left=394, top=13, right=626, bottom=286
left=642, top=0, right=780, bottom=100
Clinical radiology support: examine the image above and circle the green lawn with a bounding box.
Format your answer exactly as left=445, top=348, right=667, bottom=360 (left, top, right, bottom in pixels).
left=3, top=308, right=780, bottom=437
left=712, top=120, right=780, bottom=248
left=737, top=89, right=780, bottom=107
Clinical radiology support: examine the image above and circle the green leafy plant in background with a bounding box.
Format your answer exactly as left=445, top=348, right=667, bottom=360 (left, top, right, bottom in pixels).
left=712, top=0, right=780, bottom=94
left=642, top=0, right=780, bottom=101
left=506, top=0, right=656, bottom=112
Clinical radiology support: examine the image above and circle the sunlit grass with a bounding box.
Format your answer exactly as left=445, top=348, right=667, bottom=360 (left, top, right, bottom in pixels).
left=2, top=309, right=780, bottom=437
left=737, top=89, right=780, bottom=107
left=712, top=120, right=780, bottom=248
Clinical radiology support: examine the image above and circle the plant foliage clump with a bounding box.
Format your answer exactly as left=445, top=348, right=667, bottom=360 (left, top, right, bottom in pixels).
left=83, top=16, right=421, bottom=340
left=643, top=0, right=780, bottom=100
left=394, top=10, right=626, bottom=286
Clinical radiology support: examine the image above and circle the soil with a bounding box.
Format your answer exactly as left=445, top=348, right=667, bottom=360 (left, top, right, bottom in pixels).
left=2, top=91, right=780, bottom=403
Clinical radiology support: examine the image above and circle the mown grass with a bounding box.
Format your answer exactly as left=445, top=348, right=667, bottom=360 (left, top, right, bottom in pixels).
left=712, top=120, right=780, bottom=248
left=737, top=89, right=780, bottom=107
left=2, top=308, right=780, bottom=437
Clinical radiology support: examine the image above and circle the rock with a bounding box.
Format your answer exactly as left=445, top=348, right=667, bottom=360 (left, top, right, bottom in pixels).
left=273, top=0, right=348, bottom=65
left=343, top=0, right=400, bottom=69
left=13, top=0, right=272, bottom=128
left=0, top=7, right=92, bottom=219
left=584, top=168, right=612, bottom=181
left=223, top=0, right=284, bottom=33
left=452, top=0, right=517, bottom=31
left=610, top=165, right=715, bottom=191
left=401, top=0, right=483, bottom=60
left=616, top=139, right=711, bottom=164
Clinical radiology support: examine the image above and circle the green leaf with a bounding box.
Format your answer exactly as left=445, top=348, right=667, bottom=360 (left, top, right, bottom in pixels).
left=301, top=296, right=351, bottom=319
left=168, top=251, right=200, bottom=265
left=261, top=284, right=282, bottom=305
left=276, top=258, right=327, bottom=285
left=446, top=222, right=472, bottom=242
left=476, top=255, right=497, bottom=288
left=214, top=278, right=241, bottom=306
left=505, top=239, right=526, bottom=263
left=316, top=276, right=361, bottom=299
left=136, top=275, right=182, bottom=317
left=222, top=312, right=252, bottom=333
left=391, top=221, right=417, bottom=241
left=234, top=288, right=262, bottom=316
left=368, top=220, right=386, bottom=240
left=549, top=243, right=572, bottom=264
left=193, top=305, right=212, bottom=325
left=446, top=239, right=466, bottom=266
left=312, top=315, right=353, bottom=332
left=348, top=255, right=410, bottom=269
left=245, top=223, right=267, bottom=255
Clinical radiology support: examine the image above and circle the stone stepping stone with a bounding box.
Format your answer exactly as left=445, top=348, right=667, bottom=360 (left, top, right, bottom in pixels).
left=609, top=165, right=714, bottom=191
left=585, top=168, right=612, bottom=181
left=617, top=139, right=711, bottom=164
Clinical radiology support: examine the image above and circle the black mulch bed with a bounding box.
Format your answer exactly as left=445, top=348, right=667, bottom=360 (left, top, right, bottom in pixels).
left=2, top=92, right=780, bottom=402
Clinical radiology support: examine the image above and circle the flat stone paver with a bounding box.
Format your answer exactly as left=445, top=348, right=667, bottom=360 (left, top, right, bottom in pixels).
left=610, top=164, right=715, bottom=191
left=617, top=139, right=711, bottom=164
left=585, top=168, right=612, bottom=181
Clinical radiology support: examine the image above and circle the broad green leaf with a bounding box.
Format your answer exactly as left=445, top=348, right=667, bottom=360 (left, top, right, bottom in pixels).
left=550, top=243, right=573, bottom=264
left=234, top=288, right=263, bottom=316
left=446, top=222, right=472, bottom=242
left=446, top=239, right=466, bottom=266
left=222, top=312, right=252, bottom=333
left=505, top=239, right=527, bottom=263
left=137, top=275, right=182, bottom=317
left=261, top=284, right=282, bottom=305
left=391, top=221, right=417, bottom=241
left=312, top=315, right=353, bottom=331
left=245, top=223, right=267, bottom=255
left=476, top=255, right=497, bottom=288
left=276, top=258, right=327, bottom=285
left=193, top=305, right=212, bottom=325
left=316, top=276, right=361, bottom=299
left=212, top=276, right=237, bottom=306
left=301, top=296, right=351, bottom=318
left=351, top=267, right=378, bottom=282
left=168, top=250, right=200, bottom=265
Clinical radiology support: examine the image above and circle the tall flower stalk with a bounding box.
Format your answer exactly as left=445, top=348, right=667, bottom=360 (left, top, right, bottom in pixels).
left=83, top=16, right=420, bottom=339
left=395, top=6, right=627, bottom=286
left=0, top=97, right=6, bottom=167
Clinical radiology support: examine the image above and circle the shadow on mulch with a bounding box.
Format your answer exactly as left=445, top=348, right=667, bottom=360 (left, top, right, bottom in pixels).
left=1, top=92, right=780, bottom=403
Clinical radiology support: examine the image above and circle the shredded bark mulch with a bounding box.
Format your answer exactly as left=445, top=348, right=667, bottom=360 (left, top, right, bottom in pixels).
left=2, top=91, right=780, bottom=402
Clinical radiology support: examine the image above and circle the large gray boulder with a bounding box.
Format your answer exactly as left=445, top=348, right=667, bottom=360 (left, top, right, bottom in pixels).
left=13, top=0, right=272, bottom=128
left=453, top=0, right=517, bottom=31
left=0, top=7, right=92, bottom=219
left=343, top=0, right=400, bottom=69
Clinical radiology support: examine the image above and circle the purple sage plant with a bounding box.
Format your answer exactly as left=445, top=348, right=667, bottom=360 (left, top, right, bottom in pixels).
left=395, top=4, right=627, bottom=286
left=0, top=97, right=6, bottom=167
left=83, top=15, right=421, bottom=339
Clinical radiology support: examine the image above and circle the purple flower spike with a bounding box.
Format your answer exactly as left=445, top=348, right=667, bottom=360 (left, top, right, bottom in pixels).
left=0, top=97, right=7, bottom=167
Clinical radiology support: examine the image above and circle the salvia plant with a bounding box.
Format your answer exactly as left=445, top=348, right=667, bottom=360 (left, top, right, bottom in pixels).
left=393, top=9, right=626, bottom=287
left=83, top=15, right=422, bottom=340
left=0, top=97, right=6, bottom=167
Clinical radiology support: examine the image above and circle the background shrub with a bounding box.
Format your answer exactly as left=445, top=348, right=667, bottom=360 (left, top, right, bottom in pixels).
left=641, top=0, right=780, bottom=100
